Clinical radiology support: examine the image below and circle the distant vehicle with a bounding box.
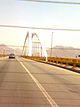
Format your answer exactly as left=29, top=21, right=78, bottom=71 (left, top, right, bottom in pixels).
left=9, top=54, right=15, bottom=59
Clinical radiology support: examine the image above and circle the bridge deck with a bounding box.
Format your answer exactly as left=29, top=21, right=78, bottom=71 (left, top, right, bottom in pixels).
left=0, top=57, right=80, bottom=107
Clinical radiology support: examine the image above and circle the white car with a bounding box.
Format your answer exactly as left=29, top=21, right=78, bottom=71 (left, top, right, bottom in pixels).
left=9, top=54, right=15, bottom=59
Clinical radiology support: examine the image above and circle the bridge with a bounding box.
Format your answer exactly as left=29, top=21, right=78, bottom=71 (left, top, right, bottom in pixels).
left=0, top=32, right=80, bottom=107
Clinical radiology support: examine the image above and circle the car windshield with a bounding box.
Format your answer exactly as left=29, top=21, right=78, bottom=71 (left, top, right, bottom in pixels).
left=9, top=54, right=15, bottom=56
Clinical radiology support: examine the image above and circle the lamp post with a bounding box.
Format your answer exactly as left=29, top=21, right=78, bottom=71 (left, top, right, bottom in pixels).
left=50, top=32, right=53, bottom=57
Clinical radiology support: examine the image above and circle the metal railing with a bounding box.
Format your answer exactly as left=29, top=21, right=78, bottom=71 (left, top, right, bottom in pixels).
left=22, top=56, right=80, bottom=68
left=0, top=54, right=7, bottom=57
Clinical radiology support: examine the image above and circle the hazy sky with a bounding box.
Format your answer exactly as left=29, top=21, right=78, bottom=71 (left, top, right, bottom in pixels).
left=0, top=0, right=80, bottom=48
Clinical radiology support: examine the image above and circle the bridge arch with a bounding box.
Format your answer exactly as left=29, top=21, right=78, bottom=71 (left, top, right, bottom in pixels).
left=22, top=32, right=47, bottom=60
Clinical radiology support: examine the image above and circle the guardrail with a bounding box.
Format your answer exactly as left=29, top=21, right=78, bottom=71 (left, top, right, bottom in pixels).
left=0, top=54, right=6, bottom=57
left=22, top=56, right=80, bottom=68
left=47, top=57, right=80, bottom=68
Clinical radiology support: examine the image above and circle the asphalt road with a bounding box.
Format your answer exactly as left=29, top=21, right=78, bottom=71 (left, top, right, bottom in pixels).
left=0, top=57, right=80, bottom=107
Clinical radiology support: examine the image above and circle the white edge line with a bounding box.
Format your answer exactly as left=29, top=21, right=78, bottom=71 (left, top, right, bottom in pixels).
left=17, top=58, right=59, bottom=107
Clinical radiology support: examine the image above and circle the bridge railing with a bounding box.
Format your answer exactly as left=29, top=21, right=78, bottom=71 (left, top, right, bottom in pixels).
left=0, top=54, right=7, bottom=57
left=22, top=56, right=46, bottom=61
left=47, top=57, right=80, bottom=68
left=22, top=56, right=80, bottom=68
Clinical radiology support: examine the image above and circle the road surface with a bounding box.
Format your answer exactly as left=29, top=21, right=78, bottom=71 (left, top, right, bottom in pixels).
left=0, top=57, right=80, bottom=107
